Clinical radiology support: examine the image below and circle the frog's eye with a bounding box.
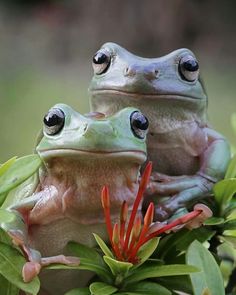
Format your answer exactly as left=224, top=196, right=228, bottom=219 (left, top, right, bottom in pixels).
left=130, top=111, right=149, bottom=139
left=43, top=108, right=65, bottom=135
left=92, top=49, right=111, bottom=75
left=179, top=55, right=199, bottom=82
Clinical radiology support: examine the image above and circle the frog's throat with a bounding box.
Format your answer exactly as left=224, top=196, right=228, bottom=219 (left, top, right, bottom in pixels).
left=36, top=158, right=142, bottom=225
left=38, top=149, right=146, bottom=164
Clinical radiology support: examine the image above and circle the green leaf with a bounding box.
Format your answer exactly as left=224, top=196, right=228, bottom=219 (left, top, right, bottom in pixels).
left=0, top=242, right=40, bottom=294
left=125, top=281, right=171, bottom=295
left=0, top=193, right=7, bottom=207
left=0, top=209, right=18, bottom=224
left=0, top=157, right=17, bottom=177
left=103, top=256, right=133, bottom=276
left=0, top=274, right=19, bottom=295
left=222, top=220, right=236, bottom=230
left=93, top=234, right=114, bottom=258
left=186, top=240, right=224, bottom=295
left=0, top=209, right=27, bottom=241
left=0, top=155, right=42, bottom=195
left=213, top=179, right=236, bottom=211
left=157, top=275, right=193, bottom=294
left=125, top=264, right=199, bottom=285
left=157, top=228, right=215, bottom=260
left=219, top=235, right=236, bottom=248
left=64, top=287, right=90, bottom=295
left=89, top=282, right=117, bottom=295
left=225, top=153, right=236, bottom=179
left=66, top=241, right=111, bottom=283
left=0, top=229, right=12, bottom=245
left=136, top=237, right=159, bottom=266
left=67, top=241, right=104, bottom=264
left=203, top=217, right=225, bottom=226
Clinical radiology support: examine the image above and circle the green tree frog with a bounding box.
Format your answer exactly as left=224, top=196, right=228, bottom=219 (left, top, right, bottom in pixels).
left=89, top=42, right=231, bottom=221
left=1, top=103, right=148, bottom=294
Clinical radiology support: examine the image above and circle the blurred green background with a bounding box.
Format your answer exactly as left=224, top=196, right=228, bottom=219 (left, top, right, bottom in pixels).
left=0, top=0, right=236, bottom=162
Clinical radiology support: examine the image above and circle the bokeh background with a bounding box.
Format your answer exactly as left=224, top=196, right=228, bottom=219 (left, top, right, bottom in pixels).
left=0, top=0, right=236, bottom=162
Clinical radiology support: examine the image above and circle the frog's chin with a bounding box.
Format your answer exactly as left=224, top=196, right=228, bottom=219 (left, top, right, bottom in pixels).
left=38, top=149, right=146, bottom=164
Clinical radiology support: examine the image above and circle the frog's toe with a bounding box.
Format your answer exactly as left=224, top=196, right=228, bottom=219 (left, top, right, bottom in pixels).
left=22, top=261, right=41, bottom=283
left=41, top=254, right=80, bottom=267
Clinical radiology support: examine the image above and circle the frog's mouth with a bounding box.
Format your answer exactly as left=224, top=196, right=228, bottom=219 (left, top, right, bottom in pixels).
left=90, top=89, right=205, bottom=101
left=39, top=148, right=146, bottom=163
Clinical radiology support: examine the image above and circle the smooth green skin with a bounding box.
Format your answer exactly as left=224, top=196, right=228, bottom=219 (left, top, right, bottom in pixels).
left=1, top=104, right=147, bottom=294
left=89, top=42, right=231, bottom=221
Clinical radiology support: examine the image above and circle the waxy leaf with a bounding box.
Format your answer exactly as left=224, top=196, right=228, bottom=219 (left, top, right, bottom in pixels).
left=135, top=237, right=159, bottom=267
left=125, top=263, right=199, bottom=285
left=157, top=275, right=193, bottom=294
left=0, top=208, right=18, bottom=224
left=68, top=241, right=104, bottom=264
left=66, top=241, right=111, bottom=283
left=186, top=240, right=224, bottom=295
left=0, top=274, right=19, bottom=295
left=0, top=209, right=27, bottom=242
left=213, top=178, right=236, bottom=211
left=0, top=154, right=42, bottom=195
left=103, top=256, right=133, bottom=276
left=0, top=242, right=40, bottom=294
left=225, top=154, right=236, bottom=179
left=65, top=287, right=90, bottom=295
left=0, top=229, right=12, bottom=244
left=203, top=217, right=225, bottom=225
left=125, top=281, right=171, bottom=295
left=222, top=220, right=236, bottom=230
left=89, top=282, right=117, bottom=295
left=157, top=228, right=215, bottom=259
left=0, top=157, right=17, bottom=177
left=93, top=233, right=114, bottom=258
left=0, top=193, right=7, bottom=207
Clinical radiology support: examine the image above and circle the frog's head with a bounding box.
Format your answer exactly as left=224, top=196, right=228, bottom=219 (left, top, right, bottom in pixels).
left=89, top=42, right=207, bottom=123
left=36, top=103, right=147, bottom=166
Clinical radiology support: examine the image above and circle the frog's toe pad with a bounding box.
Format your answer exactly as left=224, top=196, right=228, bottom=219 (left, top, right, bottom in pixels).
left=22, top=261, right=41, bottom=282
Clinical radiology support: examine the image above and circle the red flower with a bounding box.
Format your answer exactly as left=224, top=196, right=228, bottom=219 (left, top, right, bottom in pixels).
left=101, top=162, right=212, bottom=264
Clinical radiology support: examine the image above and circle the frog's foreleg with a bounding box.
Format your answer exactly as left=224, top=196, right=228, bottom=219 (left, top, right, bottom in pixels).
left=5, top=187, right=80, bottom=282
left=148, top=128, right=231, bottom=221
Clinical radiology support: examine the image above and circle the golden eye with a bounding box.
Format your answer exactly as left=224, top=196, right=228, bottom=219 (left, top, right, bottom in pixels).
left=130, top=111, right=149, bottom=139
left=43, top=108, right=65, bottom=135
left=179, top=55, right=199, bottom=82
left=92, top=49, right=111, bottom=75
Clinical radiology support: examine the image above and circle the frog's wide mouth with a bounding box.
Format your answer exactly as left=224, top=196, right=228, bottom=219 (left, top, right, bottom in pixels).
left=90, top=89, right=204, bottom=101
left=39, top=148, right=146, bottom=162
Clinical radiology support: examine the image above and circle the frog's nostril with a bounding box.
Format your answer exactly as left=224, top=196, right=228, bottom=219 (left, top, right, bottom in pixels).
left=124, top=66, right=136, bottom=77
left=82, top=123, right=88, bottom=133
left=145, top=69, right=159, bottom=80
left=155, top=70, right=159, bottom=77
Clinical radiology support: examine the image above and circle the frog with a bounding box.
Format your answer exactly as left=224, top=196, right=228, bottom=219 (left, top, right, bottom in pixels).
left=89, top=42, right=231, bottom=221
left=1, top=103, right=148, bottom=294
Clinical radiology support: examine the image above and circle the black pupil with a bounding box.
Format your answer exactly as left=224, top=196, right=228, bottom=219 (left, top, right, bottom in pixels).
left=44, top=110, right=64, bottom=127
left=93, top=52, right=108, bottom=64
left=132, top=112, right=149, bottom=130
left=183, top=59, right=199, bottom=72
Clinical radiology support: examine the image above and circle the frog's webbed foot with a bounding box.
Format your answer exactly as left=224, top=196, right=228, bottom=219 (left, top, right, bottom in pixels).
left=145, top=173, right=215, bottom=221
